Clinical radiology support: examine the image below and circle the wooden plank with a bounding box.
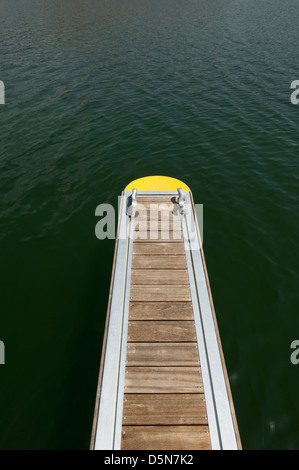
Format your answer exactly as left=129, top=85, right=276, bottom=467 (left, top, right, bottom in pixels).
left=127, top=321, right=196, bottom=342
left=132, top=218, right=182, bottom=232
left=136, top=197, right=178, bottom=205
left=133, top=204, right=179, bottom=213
left=135, top=200, right=176, bottom=209
left=136, top=202, right=174, bottom=211
left=124, top=367, right=203, bottom=393
left=134, top=209, right=179, bottom=220
left=133, top=198, right=176, bottom=206
left=126, top=342, right=199, bottom=366
left=133, top=230, right=183, bottom=241
left=130, top=285, right=191, bottom=302
left=132, top=255, right=187, bottom=270
left=121, top=426, right=211, bottom=450
left=129, top=302, right=194, bottom=320
left=131, top=269, right=189, bottom=285
left=133, top=243, right=184, bottom=256
left=122, top=394, right=208, bottom=425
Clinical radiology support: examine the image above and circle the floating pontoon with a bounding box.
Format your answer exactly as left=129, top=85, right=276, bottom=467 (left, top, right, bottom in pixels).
left=90, top=176, right=241, bottom=450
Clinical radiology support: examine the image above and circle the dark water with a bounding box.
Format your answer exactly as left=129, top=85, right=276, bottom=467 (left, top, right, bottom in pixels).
left=1, top=0, right=299, bottom=449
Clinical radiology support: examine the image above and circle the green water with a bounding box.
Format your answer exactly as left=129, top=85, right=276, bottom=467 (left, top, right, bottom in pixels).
left=1, top=0, right=299, bottom=449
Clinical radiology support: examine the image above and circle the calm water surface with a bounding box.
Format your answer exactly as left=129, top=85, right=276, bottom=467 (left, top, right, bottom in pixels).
left=1, top=0, right=299, bottom=449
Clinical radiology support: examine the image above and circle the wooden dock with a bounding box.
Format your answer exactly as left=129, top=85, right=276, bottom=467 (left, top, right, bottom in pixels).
left=90, top=177, right=241, bottom=450
left=122, top=196, right=210, bottom=450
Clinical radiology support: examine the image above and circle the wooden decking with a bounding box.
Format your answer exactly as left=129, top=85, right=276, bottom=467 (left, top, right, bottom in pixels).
left=91, top=188, right=241, bottom=450
left=121, top=197, right=211, bottom=450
